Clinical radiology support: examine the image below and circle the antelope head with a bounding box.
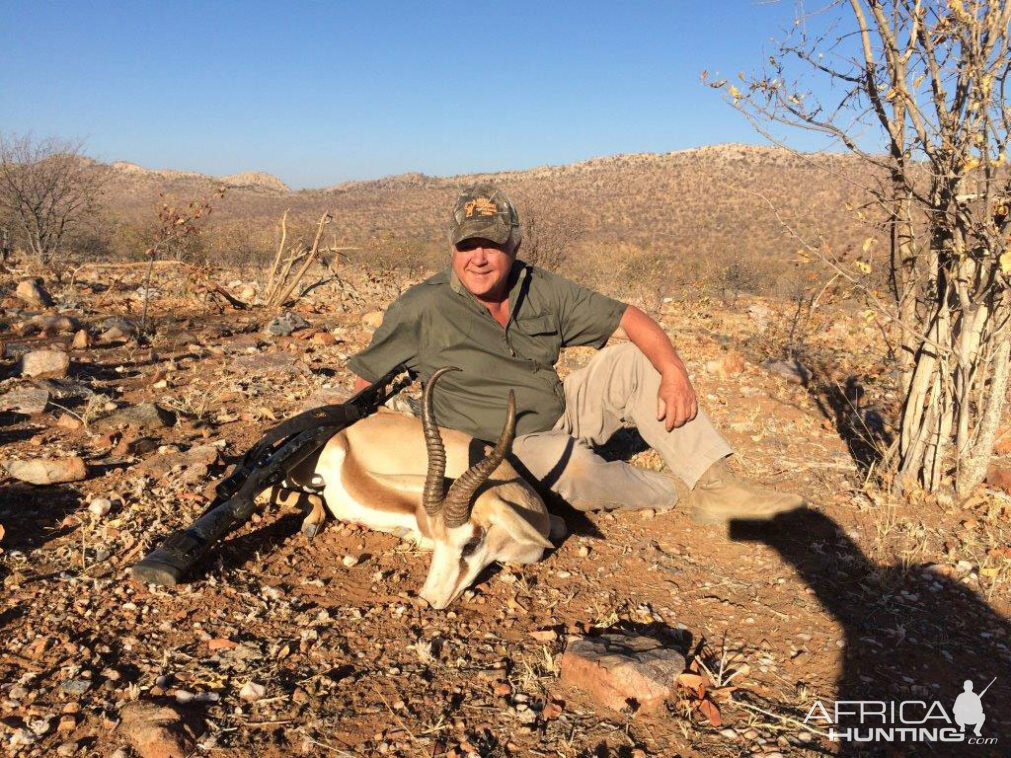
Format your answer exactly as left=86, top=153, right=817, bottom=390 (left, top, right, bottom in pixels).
left=417, top=367, right=553, bottom=609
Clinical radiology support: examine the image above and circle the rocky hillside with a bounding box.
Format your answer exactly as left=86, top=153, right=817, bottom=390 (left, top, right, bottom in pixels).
left=95, top=145, right=878, bottom=288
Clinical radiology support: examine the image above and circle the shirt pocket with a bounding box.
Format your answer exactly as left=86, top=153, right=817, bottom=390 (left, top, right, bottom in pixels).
left=513, top=313, right=561, bottom=367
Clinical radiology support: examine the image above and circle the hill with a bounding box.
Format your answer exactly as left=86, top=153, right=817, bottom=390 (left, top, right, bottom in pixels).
left=94, top=145, right=877, bottom=297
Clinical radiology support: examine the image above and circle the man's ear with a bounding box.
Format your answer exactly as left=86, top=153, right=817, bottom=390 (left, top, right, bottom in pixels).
left=491, top=508, right=554, bottom=550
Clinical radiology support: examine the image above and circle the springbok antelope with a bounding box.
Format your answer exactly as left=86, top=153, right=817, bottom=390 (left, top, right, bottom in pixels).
left=265, top=367, right=558, bottom=609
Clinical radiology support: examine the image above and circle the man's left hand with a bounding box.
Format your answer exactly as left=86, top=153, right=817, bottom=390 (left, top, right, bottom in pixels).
left=657, top=361, right=698, bottom=431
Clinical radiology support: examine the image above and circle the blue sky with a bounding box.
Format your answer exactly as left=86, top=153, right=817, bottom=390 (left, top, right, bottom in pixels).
left=1, top=1, right=826, bottom=188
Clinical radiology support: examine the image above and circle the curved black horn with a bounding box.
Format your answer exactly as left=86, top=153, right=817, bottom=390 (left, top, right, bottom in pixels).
left=421, top=367, right=460, bottom=517
left=443, top=390, right=516, bottom=528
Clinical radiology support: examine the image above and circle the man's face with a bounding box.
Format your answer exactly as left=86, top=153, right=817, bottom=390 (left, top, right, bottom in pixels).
left=451, top=238, right=516, bottom=299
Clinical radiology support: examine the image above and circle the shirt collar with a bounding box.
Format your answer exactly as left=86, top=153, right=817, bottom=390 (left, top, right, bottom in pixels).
left=448, top=259, right=528, bottom=303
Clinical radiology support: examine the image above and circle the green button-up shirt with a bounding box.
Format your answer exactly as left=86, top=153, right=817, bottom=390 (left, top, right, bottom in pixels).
left=348, top=260, right=627, bottom=441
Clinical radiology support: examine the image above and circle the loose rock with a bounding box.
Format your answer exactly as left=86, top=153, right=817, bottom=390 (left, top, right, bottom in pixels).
left=119, top=701, right=200, bottom=758
left=6, top=457, right=88, bottom=485
left=102, top=316, right=137, bottom=336
left=22, top=349, right=71, bottom=378
left=16, top=278, right=53, bottom=306
left=71, top=329, right=91, bottom=350
left=0, top=386, right=50, bottom=414
left=264, top=311, right=309, bottom=336
left=88, top=498, right=113, bottom=517
left=559, top=633, right=686, bottom=715
left=760, top=358, right=812, bottom=385
left=239, top=681, right=266, bottom=702
left=19, top=314, right=77, bottom=336
left=232, top=352, right=310, bottom=376
left=93, top=402, right=176, bottom=431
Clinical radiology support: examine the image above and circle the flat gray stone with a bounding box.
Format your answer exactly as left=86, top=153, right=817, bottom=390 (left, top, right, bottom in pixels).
left=93, top=402, right=176, bottom=431
left=264, top=311, right=309, bottom=336
left=761, top=358, right=813, bottom=385
left=0, top=386, right=50, bottom=415
left=232, top=352, right=310, bottom=376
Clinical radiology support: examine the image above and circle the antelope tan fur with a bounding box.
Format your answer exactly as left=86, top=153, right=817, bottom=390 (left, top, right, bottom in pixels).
left=265, top=367, right=558, bottom=609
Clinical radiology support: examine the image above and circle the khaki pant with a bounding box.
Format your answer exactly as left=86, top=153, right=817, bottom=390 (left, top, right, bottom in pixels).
left=510, top=342, right=733, bottom=511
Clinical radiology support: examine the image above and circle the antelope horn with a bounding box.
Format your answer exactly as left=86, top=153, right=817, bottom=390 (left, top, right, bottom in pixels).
left=443, top=389, right=516, bottom=528
left=421, top=366, right=460, bottom=517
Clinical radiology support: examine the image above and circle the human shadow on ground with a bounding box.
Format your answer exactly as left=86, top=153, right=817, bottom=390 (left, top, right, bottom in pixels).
left=731, top=508, right=1011, bottom=757
left=0, top=483, right=84, bottom=626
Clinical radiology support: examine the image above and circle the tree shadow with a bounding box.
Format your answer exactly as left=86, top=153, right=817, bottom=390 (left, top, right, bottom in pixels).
left=803, top=369, right=892, bottom=474
left=731, top=508, right=1011, bottom=756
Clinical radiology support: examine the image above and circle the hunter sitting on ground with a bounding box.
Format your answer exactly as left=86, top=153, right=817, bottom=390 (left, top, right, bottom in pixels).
left=348, top=182, right=804, bottom=522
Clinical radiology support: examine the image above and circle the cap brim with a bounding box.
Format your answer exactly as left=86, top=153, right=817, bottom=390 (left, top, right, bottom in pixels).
left=450, top=219, right=512, bottom=246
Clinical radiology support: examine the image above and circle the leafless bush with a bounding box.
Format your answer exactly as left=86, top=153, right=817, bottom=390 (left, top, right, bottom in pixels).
left=0, top=133, right=108, bottom=264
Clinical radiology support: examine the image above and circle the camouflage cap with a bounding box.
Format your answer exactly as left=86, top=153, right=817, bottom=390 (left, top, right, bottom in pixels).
left=448, top=182, right=521, bottom=248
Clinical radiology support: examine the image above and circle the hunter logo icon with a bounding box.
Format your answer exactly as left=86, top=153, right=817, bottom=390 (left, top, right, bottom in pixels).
left=463, top=197, right=498, bottom=218
left=953, top=678, right=994, bottom=737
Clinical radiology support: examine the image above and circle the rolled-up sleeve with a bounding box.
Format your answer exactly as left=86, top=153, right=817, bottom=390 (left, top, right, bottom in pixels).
left=545, top=270, right=627, bottom=348
left=347, top=298, right=421, bottom=382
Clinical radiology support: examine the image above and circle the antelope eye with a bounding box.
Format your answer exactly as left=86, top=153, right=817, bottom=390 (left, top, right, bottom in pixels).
left=461, top=528, right=485, bottom=557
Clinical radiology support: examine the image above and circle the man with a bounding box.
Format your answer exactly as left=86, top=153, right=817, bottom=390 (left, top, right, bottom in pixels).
left=348, top=182, right=803, bottom=522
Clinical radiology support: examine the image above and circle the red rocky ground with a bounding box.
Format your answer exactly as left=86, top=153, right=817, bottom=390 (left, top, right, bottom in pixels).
left=1, top=265, right=1010, bottom=757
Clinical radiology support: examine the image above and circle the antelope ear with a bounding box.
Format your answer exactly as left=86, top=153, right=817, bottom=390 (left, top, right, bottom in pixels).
left=491, top=508, right=555, bottom=550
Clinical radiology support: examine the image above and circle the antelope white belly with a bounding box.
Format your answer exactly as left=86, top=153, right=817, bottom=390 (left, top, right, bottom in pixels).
left=317, top=437, right=432, bottom=547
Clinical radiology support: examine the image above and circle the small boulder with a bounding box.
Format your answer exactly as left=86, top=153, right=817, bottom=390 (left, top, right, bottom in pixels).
left=16, top=278, right=53, bottom=307
left=559, top=633, right=686, bottom=715
left=93, top=403, right=176, bottom=431
left=19, top=314, right=77, bottom=337
left=101, top=317, right=137, bottom=340
left=264, top=311, right=309, bottom=337
left=21, top=350, right=71, bottom=378
left=5, top=457, right=87, bottom=485
left=232, top=352, right=309, bottom=376
left=119, top=701, right=200, bottom=758
left=761, top=358, right=812, bottom=385
left=0, top=386, right=50, bottom=415
left=71, top=329, right=91, bottom=350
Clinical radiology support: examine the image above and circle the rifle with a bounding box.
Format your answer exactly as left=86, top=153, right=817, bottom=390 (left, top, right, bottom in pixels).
left=130, top=364, right=411, bottom=587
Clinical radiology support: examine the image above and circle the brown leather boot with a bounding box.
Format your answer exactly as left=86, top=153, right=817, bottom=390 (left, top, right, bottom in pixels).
left=689, top=461, right=804, bottom=525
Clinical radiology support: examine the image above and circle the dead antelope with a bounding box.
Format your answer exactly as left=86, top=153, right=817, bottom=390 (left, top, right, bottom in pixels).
left=268, top=367, right=558, bottom=609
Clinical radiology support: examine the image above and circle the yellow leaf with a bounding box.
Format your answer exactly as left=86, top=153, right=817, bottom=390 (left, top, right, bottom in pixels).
left=856, top=261, right=872, bottom=274
left=728, top=85, right=741, bottom=99
left=1000, top=251, right=1011, bottom=273
left=862, top=237, right=876, bottom=253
